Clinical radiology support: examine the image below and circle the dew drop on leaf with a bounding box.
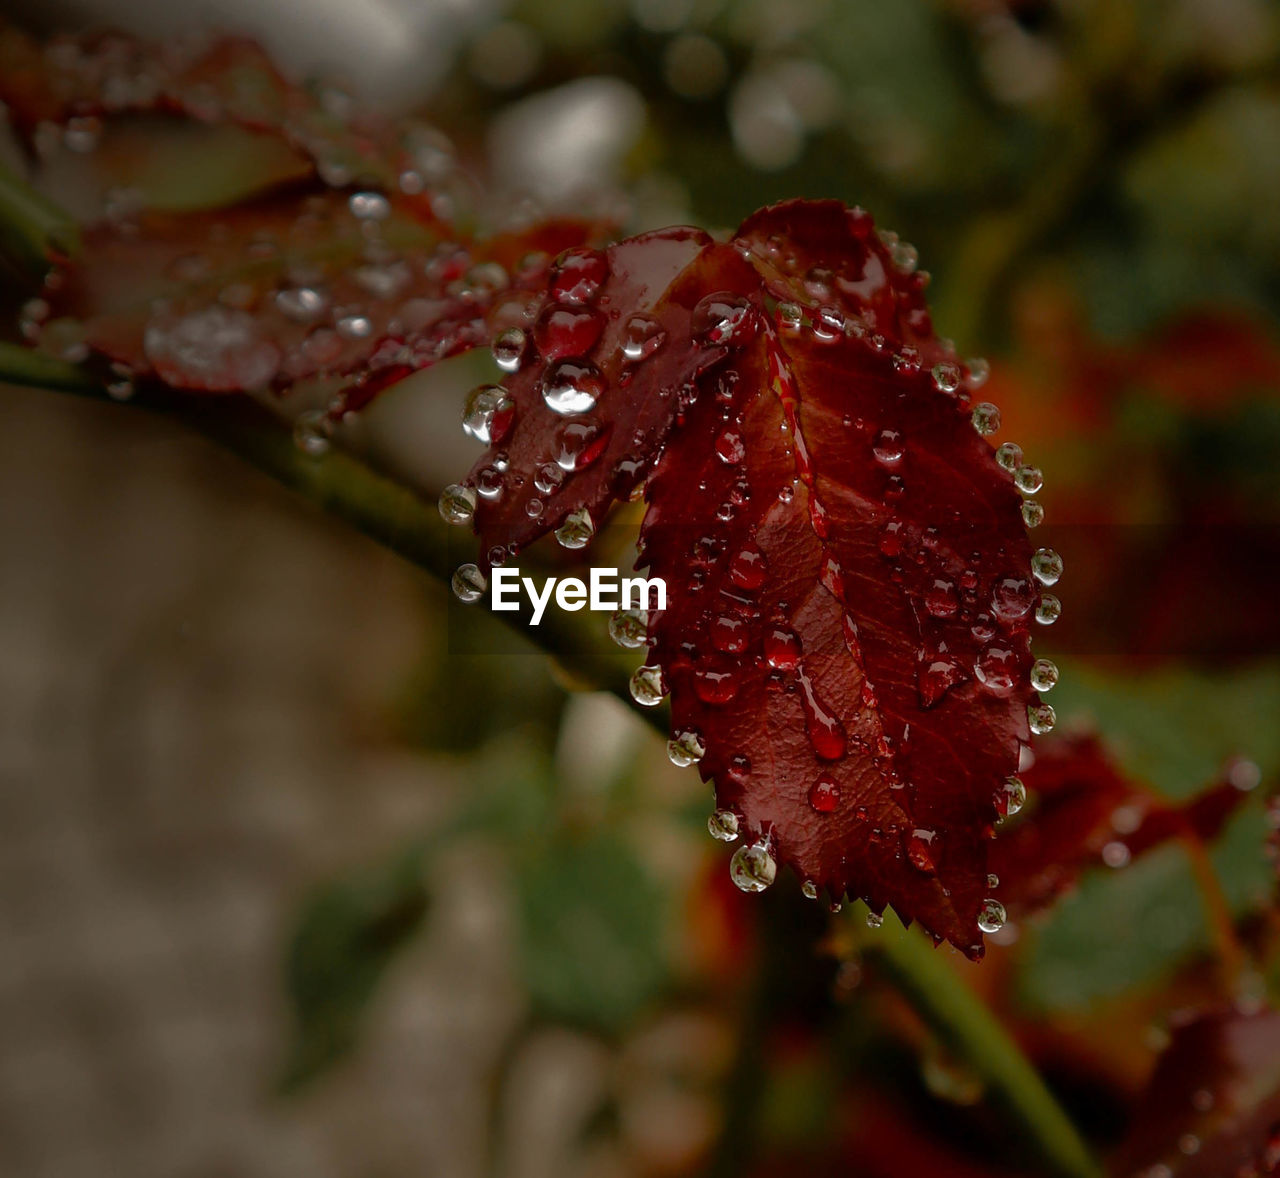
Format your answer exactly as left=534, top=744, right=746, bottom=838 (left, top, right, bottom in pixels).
left=293, top=408, right=331, bottom=458
left=729, top=840, right=776, bottom=893
left=451, top=563, right=486, bottom=603
left=667, top=727, right=706, bottom=767
left=1028, top=703, right=1057, bottom=735
left=1015, top=465, right=1044, bottom=495
left=971, top=402, right=1001, bottom=436
left=629, top=664, right=667, bottom=707
left=608, top=607, right=649, bottom=649
left=534, top=304, right=605, bottom=361
left=808, top=774, right=841, bottom=813
left=728, top=546, right=767, bottom=590
left=691, top=291, right=757, bottom=345
left=907, top=828, right=939, bottom=874
left=872, top=428, right=905, bottom=467
left=1035, top=594, right=1062, bottom=625
left=462, top=384, right=515, bottom=444
left=542, top=359, right=605, bottom=415
left=1022, top=500, right=1045, bottom=528
left=621, top=314, right=665, bottom=362
left=492, top=326, right=527, bottom=373
left=548, top=247, right=609, bottom=305
left=931, top=361, right=961, bottom=393
left=977, top=898, right=1006, bottom=934
left=708, top=808, right=740, bottom=842
left=1031, top=548, right=1063, bottom=586
left=554, top=421, right=610, bottom=472
left=554, top=506, right=594, bottom=549
left=994, top=775, right=1026, bottom=819
left=438, top=483, right=477, bottom=525
left=1030, top=658, right=1059, bottom=692
left=995, top=441, right=1023, bottom=472
left=763, top=626, right=802, bottom=670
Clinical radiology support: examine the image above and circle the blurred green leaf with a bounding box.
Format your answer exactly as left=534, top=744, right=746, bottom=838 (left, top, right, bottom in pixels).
left=280, top=844, right=430, bottom=1089
left=515, top=830, right=667, bottom=1034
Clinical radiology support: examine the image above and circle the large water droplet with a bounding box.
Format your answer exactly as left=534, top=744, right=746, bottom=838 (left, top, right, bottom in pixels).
left=798, top=670, right=847, bottom=761
left=462, top=384, right=515, bottom=444
left=764, top=627, right=801, bottom=670
left=692, top=291, right=758, bottom=345
left=995, top=441, right=1023, bottom=471
left=542, top=359, right=604, bottom=415
left=729, top=841, right=776, bottom=893
left=711, top=615, right=749, bottom=655
left=694, top=667, right=739, bottom=704
left=549, top=247, right=609, bottom=305
left=554, top=421, right=610, bottom=471
left=924, top=579, right=958, bottom=619
left=621, top=314, right=665, bottom=362
left=1028, top=703, right=1056, bottom=735
left=808, top=774, right=841, bottom=813
left=492, top=326, right=527, bottom=373
left=992, top=576, right=1035, bottom=622
left=729, top=547, right=766, bottom=590
left=438, top=483, right=477, bottom=525
left=708, top=809, right=740, bottom=842
left=608, top=607, right=649, bottom=649
left=668, top=728, right=706, bottom=767
left=974, top=646, right=1017, bottom=695
left=1031, top=548, right=1063, bottom=586
left=555, top=506, right=594, bottom=549
left=1015, top=465, right=1044, bottom=495
left=1035, top=594, right=1062, bottom=625
left=452, top=563, right=486, bottom=603
left=873, top=429, right=905, bottom=467
left=534, top=462, right=565, bottom=494
left=995, top=776, right=1026, bottom=819
left=1030, top=658, right=1059, bottom=692
left=629, top=664, right=667, bottom=706
left=715, top=430, right=746, bottom=465
left=971, top=402, right=1001, bottom=436
left=534, top=304, right=605, bottom=361
left=977, top=898, right=1006, bottom=934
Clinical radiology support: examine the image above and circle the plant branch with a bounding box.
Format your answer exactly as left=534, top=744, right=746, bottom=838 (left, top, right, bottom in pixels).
left=857, top=909, right=1102, bottom=1178
left=0, top=160, right=80, bottom=270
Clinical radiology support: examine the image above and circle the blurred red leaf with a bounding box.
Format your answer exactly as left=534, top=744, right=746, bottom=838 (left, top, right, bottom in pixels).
left=992, top=734, right=1253, bottom=920
left=1111, top=1007, right=1280, bottom=1178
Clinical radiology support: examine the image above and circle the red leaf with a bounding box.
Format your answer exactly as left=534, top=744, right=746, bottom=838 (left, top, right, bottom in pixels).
left=456, top=200, right=1046, bottom=952
left=991, top=735, right=1254, bottom=921
left=1112, top=1007, right=1280, bottom=1178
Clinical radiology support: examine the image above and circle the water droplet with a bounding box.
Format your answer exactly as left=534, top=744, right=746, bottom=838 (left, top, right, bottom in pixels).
left=777, top=301, right=803, bottom=331
left=798, top=670, right=847, bottom=761
left=1035, top=594, right=1062, bottom=625
left=293, top=408, right=332, bottom=458
left=452, top=563, right=486, bottom=603
left=621, top=314, right=665, bottom=362
left=932, top=361, right=961, bottom=393
left=729, top=547, right=766, bottom=590
left=1102, top=841, right=1130, bottom=868
left=966, top=357, right=990, bottom=388
left=609, top=607, right=649, bottom=648
left=492, top=327, right=527, bottom=372
left=542, top=359, right=604, bottom=415
left=977, top=898, right=1006, bottom=934
left=995, top=776, right=1026, bottom=819
left=548, top=247, right=609, bottom=305
left=801, top=880, right=819, bottom=900
left=630, top=664, right=667, bottom=706
left=873, top=429, right=905, bottom=467
left=1031, top=548, right=1063, bottom=586
left=992, top=576, right=1035, bottom=622
left=462, top=384, right=515, bottom=444
left=349, top=191, right=391, bottom=221
left=1015, top=465, right=1044, bottom=495
left=554, top=421, right=609, bottom=471
left=438, top=485, right=477, bottom=526
left=711, top=615, right=749, bottom=655
left=555, top=506, right=594, bottom=549
left=907, top=829, right=938, bottom=874
left=971, top=402, right=1001, bottom=436
left=1022, top=500, right=1044, bottom=528
left=534, top=303, right=604, bottom=361
left=475, top=466, right=504, bottom=500
left=336, top=313, right=373, bottom=339
left=924, top=579, right=958, bottom=619
left=1030, top=658, right=1059, bottom=692
left=668, top=728, right=706, bottom=767
left=808, top=774, right=841, bottom=813
left=764, top=627, right=801, bottom=670
left=866, top=911, right=884, bottom=929
left=708, top=809, right=740, bottom=842
left=995, top=442, right=1023, bottom=471
left=715, top=430, right=746, bottom=465
left=694, top=667, right=739, bottom=704
left=692, top=292, right=758, bottom=346
left=974, top=647, right=1017, bottom=695
left=534, top=462, right=565, bottom=494
left=276, top=286, right=328, bottom=322
left=730, top=841, right=777, bottom=893
left=1028, top=703, right=1056, bottom=735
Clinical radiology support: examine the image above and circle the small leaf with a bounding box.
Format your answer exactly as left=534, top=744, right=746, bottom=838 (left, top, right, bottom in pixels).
left=281, top=845, right=429, bottom=1089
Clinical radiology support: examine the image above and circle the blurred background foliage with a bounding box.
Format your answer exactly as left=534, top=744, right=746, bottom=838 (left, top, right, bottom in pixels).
left=5, top=0, right=1280, bottom=1174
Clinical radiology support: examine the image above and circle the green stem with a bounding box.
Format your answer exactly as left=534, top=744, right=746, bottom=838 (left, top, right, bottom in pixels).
left=0, top=161, right=80, bottom=269
left=860, top=910, right=1102, bottom=1178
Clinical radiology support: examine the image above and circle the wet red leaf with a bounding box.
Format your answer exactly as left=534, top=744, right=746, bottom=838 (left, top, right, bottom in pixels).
left=1111, top=1006, right=1280, bottom=1178
left=992, top=735, right=1254, bottom=921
